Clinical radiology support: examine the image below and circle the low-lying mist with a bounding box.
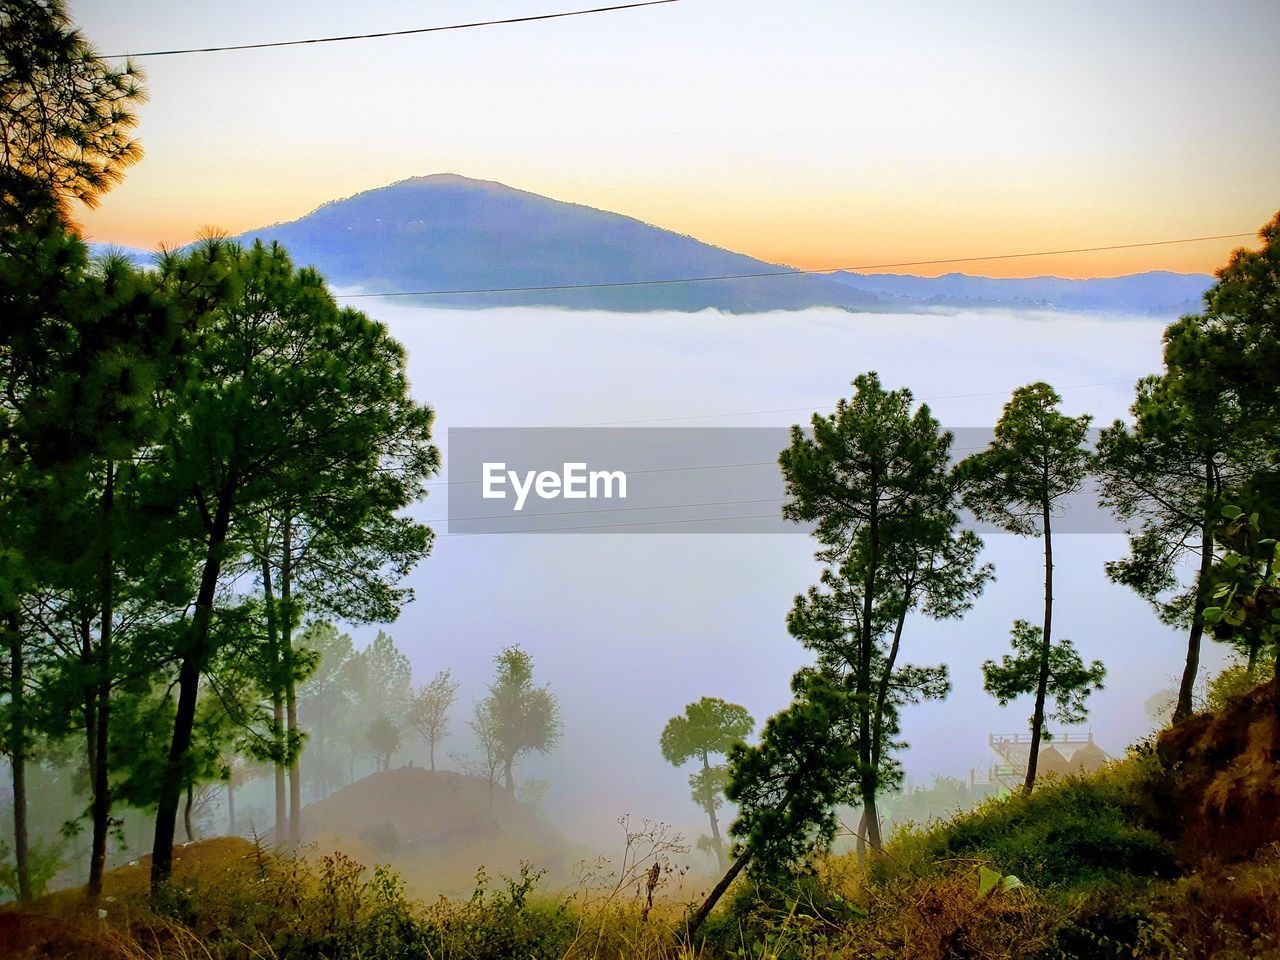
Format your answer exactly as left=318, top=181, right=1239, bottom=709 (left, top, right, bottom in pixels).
left=292, top=303, right=1222, bottom=861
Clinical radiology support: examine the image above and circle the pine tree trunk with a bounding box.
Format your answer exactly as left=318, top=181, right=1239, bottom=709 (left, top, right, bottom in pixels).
left=855, top=808, right=867, bottom=870
left=701, top=754, right=727, bottom=870
left=273, top=724, right=286, bottom=839
left=227, top=778, right=236, bottom=835
left=1176, top=496, right=1215, bottom=723
left=151, top=654, right=203, bottom=891
left=151, top=501, right=231, bottom=894
left=261, top=550, right=287, bottom=844
left=1025, top=503, right=1054, bottom=792
left=859, top=481, right=882, bottom=850
left=184, top=781, right=195, bottom=842
left=690, top=847, right=752, bottom=935
left=282, top=518, right=302, bottom=844
left=868, top=599, right=909, bottom=853
left=317, top=717, right=328, bottom=800
left=89, top=461, right=114, bottom=899
left=7, top=610, right=30, bottom=902
left=503, top=757, right=514, bottom=792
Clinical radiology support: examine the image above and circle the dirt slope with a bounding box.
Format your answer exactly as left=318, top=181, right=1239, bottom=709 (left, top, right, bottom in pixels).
left=1158, top=680, right=1280, bottom=861
left=300, top=768, right=571, bottom=897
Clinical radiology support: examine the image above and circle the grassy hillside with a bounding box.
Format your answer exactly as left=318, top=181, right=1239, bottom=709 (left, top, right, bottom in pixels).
left=4, top=682, right=1278, bottom=959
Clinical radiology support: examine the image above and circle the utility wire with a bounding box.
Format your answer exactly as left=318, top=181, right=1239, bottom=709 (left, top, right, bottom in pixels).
left=438, top=511, right=784, bottom=536
left=335, top=231, right=1255, bottom=299
left=439, top=496, right=787, bottom=524
left=100, top=1, right=679, bottom=58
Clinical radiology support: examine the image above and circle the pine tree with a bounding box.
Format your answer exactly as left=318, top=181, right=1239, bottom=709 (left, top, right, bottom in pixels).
left=780, top=372, right=987, bottom=849
left=959, top=383, right=1091, bottom=790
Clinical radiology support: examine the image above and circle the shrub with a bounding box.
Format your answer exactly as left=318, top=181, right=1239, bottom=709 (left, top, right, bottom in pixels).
left=915, top=755, right=1177, bottom=889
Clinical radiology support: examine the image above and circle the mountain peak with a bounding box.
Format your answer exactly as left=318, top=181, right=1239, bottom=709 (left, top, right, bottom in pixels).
left=242, top=177, right=884, bottom=313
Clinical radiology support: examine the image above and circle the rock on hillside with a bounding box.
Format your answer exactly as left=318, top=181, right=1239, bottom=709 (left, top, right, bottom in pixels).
left=1158, top=679, right=1280, bottom=862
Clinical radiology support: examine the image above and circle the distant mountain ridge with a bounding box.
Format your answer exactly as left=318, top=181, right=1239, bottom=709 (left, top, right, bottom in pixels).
left=826, top=268, right=1213, bottom=316
left=91, top=174, right=1216, bottom=315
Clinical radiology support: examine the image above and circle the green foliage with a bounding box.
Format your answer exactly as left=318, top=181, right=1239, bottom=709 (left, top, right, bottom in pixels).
left=0, top=0, right=145, bottom=220
left=726, top=670, right=864, bottom=879
left=1204, top=504, right=1280, bottom=663
left=959, top=381, right=1092, bottom=538
left=1094, top=375, right=1238, bottom=630
left=0, top=835, right=63, bottom=900
left=913, top=757, right=1176, bottom=889
left=660, top=697, right=754, bottom=767
left=983, top=619, right=1106, bottom=735
left=1205, top=658, right=1275, bottom=712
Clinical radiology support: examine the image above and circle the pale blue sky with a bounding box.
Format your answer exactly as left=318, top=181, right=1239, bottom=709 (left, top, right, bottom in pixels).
left=72, top=0, right=1280, bottom=275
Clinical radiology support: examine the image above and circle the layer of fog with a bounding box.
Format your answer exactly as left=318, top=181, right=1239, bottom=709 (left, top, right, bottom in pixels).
left=334, top=303, right=1224, bottom=852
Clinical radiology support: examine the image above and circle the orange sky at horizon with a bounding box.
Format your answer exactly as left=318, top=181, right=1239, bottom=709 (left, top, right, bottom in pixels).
left=69, top=0, right=1279, bottom=281
left=78, top=166, right=1269, bottom=280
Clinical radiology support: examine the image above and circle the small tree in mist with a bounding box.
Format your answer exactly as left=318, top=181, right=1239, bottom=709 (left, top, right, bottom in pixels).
left=364, top=716, right=401, bottom=773
left=481, top=646, right=561, bottom=792
left=959, top=382, right=1091, bottom=790
left=347, top=631, right=413, bottom=775
left=409, top=669, right=459, bottom=772
left=660, top=696, right=754, bottom=870
left=296, top=622, right=356, bottom=800
left=982, top=619, right=1105, bottom=749
left=468, top=699, right=502, bottom=810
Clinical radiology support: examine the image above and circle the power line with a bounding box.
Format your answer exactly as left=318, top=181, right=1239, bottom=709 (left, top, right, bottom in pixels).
left=100, top=1, right=679, bottom=58
left=335, top=231, right=1255, bottom=299
left=437, top=511, right=783, bottom=536
left=436, top=496, right=787, bottom=523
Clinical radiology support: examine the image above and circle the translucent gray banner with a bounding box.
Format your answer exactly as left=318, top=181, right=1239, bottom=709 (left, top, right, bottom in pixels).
left=445, top=427, right=1121, bottom=535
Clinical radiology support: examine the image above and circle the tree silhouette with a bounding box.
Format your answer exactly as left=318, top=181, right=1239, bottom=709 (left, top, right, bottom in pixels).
left=482, top=646, right=561, bottom=792
left=660, top=697, right=753, bottom=869
left=409, top=669, right=459, bottom=772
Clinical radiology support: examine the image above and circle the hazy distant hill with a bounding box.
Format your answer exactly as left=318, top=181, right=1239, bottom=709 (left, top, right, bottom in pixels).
left=240, top=174, right=885, bottom=313
left=826, top=268, right=1213, bottom=316
left=86, top=242, right=151, bottom=267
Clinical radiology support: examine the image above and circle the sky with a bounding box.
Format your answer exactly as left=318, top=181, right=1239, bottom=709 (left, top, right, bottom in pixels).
left=69, top=0, right=1280, bottom=277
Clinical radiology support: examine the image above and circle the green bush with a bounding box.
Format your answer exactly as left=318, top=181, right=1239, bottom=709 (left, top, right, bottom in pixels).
left=893, top=752, right=1177, bottom=890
